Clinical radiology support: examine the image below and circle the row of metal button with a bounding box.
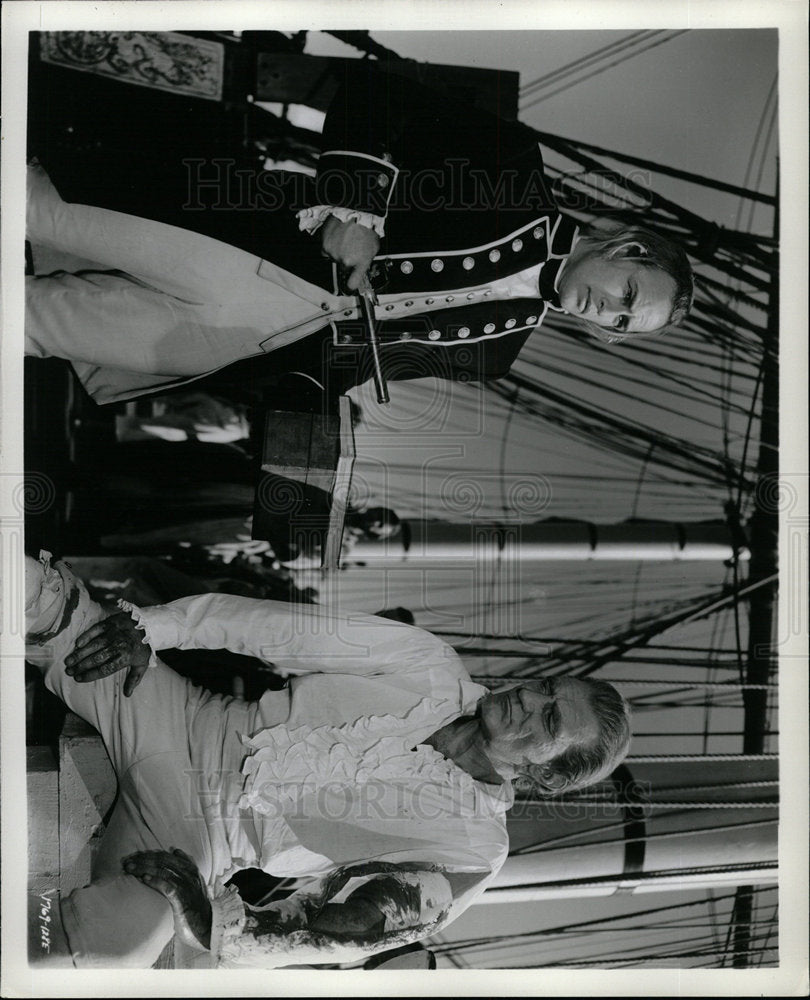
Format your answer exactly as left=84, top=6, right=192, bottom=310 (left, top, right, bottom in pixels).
left=404, top=314, right=540, bottom=340
left=383, top=290, right=494, bottom=309
left=324, top=290, right=498, bottom=314
left=425, top=314, right=539, bottom=339
left=340, top=314, right=540, bottom=343
left=398, top=225, right=546, bottom=276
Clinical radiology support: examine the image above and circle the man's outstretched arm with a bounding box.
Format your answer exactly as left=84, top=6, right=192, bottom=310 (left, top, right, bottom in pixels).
left=65, top=592, right=462, bottom=694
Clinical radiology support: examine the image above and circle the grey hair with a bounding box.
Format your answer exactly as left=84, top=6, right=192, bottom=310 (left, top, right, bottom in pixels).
left=576, top=219, right=695, bottom=342
left=522, top=678, right=632, bottom=796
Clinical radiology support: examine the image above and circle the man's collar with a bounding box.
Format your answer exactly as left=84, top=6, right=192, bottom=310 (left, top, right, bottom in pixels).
left=540, top=215, right=580, bottom=310
left=550, top=213, right=580, bottom=258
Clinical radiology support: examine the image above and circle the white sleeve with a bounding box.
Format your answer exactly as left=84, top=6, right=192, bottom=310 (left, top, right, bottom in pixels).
left=118, top=593, right=461, bottom=677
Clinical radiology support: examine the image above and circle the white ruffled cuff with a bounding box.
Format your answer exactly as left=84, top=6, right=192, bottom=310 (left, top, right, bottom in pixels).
left=209, top=884, right=247, bottom=966
left=116, top=599, right=160, bottom=671
left=296, top=205, right=386, bottom=238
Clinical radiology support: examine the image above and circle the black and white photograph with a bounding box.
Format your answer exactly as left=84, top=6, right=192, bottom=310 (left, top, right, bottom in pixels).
left=1, top=1, right=807, bottom=995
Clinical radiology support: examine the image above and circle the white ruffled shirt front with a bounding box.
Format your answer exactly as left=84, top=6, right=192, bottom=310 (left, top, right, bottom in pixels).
left=237, top=690, right=512, bottom=878
left=123, top=593, right=512, bottom=966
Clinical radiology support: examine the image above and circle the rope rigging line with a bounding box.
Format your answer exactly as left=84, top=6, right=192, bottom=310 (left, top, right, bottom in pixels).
left=544, top=580, right=774, bottom=682
left=735, top=73, right=779, bottom=234
left=626, top=752, right=778, bottom=763
left=439, top=928, right=776, bottom=965
left=545, top=780, right=778, bottom=804
left=521, top=942, right=776, bottom=969
left=588, top=678, right=775, bottom=689
left=535, top=332, right=763, bottom=410
left=701, top=588, right=732, bottom=750
left=519, top=31, right=656, bottom=96
left=744, top=85, right=778, bottom=236
left=522, top=349, right=753, bottom=429
left=536, top=334, right=762, bottom=407
left=535, top=131, right=777, bottom=281
left=483, top=861, right=778, bottom=896
left=631, top=729, right=777, bottom=737
left=753, top=902, right=779, bottom=968
left=468, top=657, right=757, bottom=674
left=629, top=699, right=747, bottom=712
left=509, top=816, right=778, bottom=856
left=531, top=133, right=776, bottom=205
left=531, top=797, right=777, bottom=810
left=495, top=372, right=755, bottom=491
left=438, top=925, right=779, bottom=967
left=706, top=887, right=724, bottom=957
left=532, top=922, right=779, bottom=966
left=640, top=779, right=778, bottom=793
left=435, top=886, right=776, bottom=953
left=468, top=665, right=777, bottom=690
left=436, top=633, right=747, bottom=654
left=529, top=798, right=774, bottom=811
left=450, top=594, right=752, bottom=684
left=521, top=31, right=690, bottom=111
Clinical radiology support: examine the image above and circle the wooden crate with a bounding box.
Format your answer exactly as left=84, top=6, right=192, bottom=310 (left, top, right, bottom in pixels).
left=255, top=396, right=355, bottom=571
left=261, top=409, right=341, bottom=494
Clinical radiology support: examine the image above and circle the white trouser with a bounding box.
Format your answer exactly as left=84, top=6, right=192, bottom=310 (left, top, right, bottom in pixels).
left=25, top=552, right=255, bottom=967
left=25, top=162, right=355, bottom=394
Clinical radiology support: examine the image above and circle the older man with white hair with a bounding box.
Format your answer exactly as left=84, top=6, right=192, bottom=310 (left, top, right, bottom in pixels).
left=26, top=550, right=630, bottom=968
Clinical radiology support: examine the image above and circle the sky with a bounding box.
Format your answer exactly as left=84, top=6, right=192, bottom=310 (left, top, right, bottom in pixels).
left=306, top=28, right=779, bottom=233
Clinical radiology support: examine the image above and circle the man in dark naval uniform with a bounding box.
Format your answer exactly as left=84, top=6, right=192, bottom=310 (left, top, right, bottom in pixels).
left=26, top=59, right=694, bottom=409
